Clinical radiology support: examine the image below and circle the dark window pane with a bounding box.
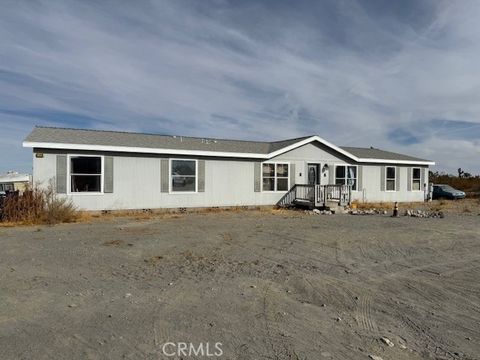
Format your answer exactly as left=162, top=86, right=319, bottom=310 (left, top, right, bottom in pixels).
left=335, top=166, right=345, bottom=178
left=412, top=168, right=421, bottom=180
left=386, top=179, right=395, bottom=191
left=262, top=164, right=275, bottom=177
left=171, top=176, right=196, bottom=192
left=262, top=177, right=275, bottom=191
left=276, top=164, right=288, bottom=177
left=71, top=175, right=101, bottom=192
left=71, top=157, right=101, bottom=174
left=277, top=178, right=288, bottom=191
left=172, top=160, right=196, bottom=176
left=386, top=167, right=396, bottom=179
left=335, top=178, right=346, bottom=185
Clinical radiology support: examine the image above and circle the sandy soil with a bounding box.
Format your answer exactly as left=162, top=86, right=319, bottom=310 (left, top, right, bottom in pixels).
left=0, top=208, right=479, bottom=360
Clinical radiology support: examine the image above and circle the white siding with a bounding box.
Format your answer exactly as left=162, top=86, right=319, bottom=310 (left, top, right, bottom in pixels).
left=34, top=152, right=281, bottom=210
left=32, top=143, right=428, bottom=210
left=354, top=165, right=427, bottom=203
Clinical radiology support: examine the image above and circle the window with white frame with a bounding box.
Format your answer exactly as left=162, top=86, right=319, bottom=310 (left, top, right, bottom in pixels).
left=335, top=165, right=357, bottom=190
left=70, top=156, right=102, bottom=193
left=386, top=166, right=396, bottom=191
left=412, top=168, right=421, bottom=191
left=262, top=163, right=289, bottom=191
left=171, top=160, right=197, bottom=192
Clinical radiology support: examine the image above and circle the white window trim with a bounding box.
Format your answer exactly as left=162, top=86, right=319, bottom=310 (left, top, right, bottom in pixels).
left=385, top=166, right=396, bottom=192
left=169, top=158, right=198, bottom=194
left=261, top=161, right=290, bottom=193
left=334, top=164, right=358, bottom=191
left=411, top=167, right=422, bottom=192
left=67, top=154, right=104, bottom=195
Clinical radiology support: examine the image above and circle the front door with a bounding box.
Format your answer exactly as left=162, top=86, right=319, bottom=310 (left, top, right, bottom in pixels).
left=307, top=164, right=320, bottom=185
left=307, top=163, right=320, bottom=202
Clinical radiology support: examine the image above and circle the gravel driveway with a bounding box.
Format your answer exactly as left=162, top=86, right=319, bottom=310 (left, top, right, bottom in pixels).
left=1, top=210, right=479, bottom=359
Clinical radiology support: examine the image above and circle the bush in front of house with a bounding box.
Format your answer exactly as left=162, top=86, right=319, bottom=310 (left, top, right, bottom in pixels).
left=0, top=184, right=77, bottom=225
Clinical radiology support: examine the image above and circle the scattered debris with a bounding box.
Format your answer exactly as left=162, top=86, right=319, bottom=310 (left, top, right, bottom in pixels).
left=305, top=209, right=333, bottom=215
left=380, top=337, right=394, bottom=347
left=404, top=209, right=445, bottom=218
left=250, top=285, right=257, bottom=288
left=68, top=304, right=77, bottom=308
left=336, top=317, right=342, bottom=322
left=103, top=239, right=123, bottom=246
left=369, top=355, right=383, bottom=360
left=125, top=293, right=132, bottom=298
left=348, top=208, right=386, bottom=215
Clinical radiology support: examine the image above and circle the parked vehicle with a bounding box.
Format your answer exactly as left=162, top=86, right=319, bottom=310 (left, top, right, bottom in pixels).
left=432, top=184, right=466, bottom=200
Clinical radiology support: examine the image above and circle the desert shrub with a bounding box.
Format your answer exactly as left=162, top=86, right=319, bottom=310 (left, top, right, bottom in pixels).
left=0, top=184, right=77, bottom=225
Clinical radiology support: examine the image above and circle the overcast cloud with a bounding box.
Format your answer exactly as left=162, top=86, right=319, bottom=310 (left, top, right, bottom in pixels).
left=1, top=0, right=480, bottom=173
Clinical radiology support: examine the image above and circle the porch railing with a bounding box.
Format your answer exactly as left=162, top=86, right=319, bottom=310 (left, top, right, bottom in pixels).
left=277, top=184, right=351, bottom=208
left=316, top=184, right=351, bottom=206
left=277, top=184, right=314, bottom=207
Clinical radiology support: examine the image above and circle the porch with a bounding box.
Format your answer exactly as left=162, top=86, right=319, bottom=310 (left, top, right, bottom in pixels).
left=277, top=184, right=352, bottom=209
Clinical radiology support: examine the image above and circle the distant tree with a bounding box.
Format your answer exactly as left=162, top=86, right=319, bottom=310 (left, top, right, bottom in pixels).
left=458, top=168, right=464, bottom=178
left=464, top=172, right=472, bottom=178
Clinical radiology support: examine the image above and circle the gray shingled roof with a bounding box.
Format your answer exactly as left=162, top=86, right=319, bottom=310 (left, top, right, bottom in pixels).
left=25, top=126, right=311, bottom=154
left=24, top=126, right=432, bottom=162
left=341, top=146, right=429, bottom=162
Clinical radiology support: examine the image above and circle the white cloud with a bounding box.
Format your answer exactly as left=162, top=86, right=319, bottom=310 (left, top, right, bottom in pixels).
left=0, top=0, right=480, bottom=173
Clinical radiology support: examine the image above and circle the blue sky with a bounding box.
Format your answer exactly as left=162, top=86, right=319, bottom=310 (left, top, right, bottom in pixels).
left=1, top=0, right=480, bottom=173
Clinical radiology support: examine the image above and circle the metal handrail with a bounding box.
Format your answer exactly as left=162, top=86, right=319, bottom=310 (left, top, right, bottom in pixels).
left=277, top=184, right=351, bottom=208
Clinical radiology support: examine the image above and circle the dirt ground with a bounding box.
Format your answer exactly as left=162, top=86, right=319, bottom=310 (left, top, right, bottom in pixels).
left=0, top=204, right=479, bottom=360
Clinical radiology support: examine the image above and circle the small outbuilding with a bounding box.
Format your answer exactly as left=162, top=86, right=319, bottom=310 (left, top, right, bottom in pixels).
left=0, top=171, right=32, bottom=194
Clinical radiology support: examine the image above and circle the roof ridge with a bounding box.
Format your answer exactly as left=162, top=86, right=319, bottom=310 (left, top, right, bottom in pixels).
left=33, top=126, right=310, bottom=145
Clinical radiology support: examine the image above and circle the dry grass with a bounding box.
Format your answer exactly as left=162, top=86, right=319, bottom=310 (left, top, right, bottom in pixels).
left=72, top=205, right=281, bottom=225
left=1, top=184, right=78, bottom=225
left=352, top=199, right=480, bottom=215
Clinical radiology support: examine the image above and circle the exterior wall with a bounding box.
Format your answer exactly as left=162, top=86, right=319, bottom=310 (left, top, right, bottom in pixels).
left=33, top=151, right=284, bottom=210
left=32, top=144, right=429, bottom=210
left=273, top=143, right=428, bottom=203
left=13, top=182, right=29, bottom=192
left=353, top=164, right=428, bottom=203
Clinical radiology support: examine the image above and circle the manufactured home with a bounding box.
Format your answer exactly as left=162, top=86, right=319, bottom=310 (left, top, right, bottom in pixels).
left=23, top=127, right=435, bottom=211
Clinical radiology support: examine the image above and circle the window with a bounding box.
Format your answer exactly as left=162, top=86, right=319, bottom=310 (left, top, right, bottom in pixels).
left=412, top=168, right=421, bottom=191
left=335, top=165, right=357, bottom=190
left=262, top=163, right=289, bottom=191
left=0, top=184, right=13, bottom=192
left=171, top=160, right=197, bottom=192
left=70, top=156, right=102, bottom=193
left=386, top=166, right=396, bottom=191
